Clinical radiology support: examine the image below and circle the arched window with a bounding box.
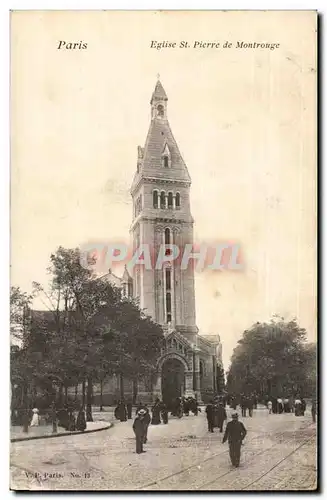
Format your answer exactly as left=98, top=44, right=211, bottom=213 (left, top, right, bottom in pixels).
left=168, top=192, right=173, bottom=209
left=153, top=190, right=158, bottom=209
left=160, top=191, right=166, bottom=209
left=163, top=156, right=169, bottom=168
left=166, top=292, right=172, bottom=324
left=157, top=104, right=164, bottom=118
left=165, top=268, right=171, bottom=291
left=165, top=228, right=171, bottom=245
left=175, top=192, right=180, bottom=209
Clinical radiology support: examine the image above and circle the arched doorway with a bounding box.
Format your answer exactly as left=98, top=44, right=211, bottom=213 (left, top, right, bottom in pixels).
left=161, top=358, right=185, bottom=407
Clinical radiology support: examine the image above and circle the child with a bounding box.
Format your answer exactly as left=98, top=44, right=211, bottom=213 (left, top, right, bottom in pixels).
left=267, top=400, right=272, bottom=414
left=30, top=408, right=40, bottom=426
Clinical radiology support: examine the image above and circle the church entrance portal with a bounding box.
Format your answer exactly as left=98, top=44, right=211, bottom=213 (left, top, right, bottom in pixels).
left=161, top=358, right=185, bottom=408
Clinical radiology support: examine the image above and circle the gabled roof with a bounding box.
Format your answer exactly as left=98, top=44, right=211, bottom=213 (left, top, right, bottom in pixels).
left=100, top=269, right=123, bottom=287
left=166, top=330, right=192, bottom=349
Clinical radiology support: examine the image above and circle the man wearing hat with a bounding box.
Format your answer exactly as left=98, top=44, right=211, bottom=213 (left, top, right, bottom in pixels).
left=222, top=412, right=247, bottom=467
left=133, top=409, right=147, bottom=454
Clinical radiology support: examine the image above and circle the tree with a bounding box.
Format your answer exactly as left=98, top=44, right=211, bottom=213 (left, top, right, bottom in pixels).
left=11, top=246, right=165, bottom=421
left=216, top=365, right=225, bottom=393
left=10, top=286, right=32, bottom=343
left=227, top=317, right=317, bottom=397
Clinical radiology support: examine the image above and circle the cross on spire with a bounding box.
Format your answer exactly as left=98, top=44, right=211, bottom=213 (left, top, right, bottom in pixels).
left=157, top=73, right=160, bottom=80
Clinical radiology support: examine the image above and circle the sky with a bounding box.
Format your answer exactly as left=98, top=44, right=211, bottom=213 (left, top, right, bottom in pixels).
left=11, top=11, right=317, bottom=369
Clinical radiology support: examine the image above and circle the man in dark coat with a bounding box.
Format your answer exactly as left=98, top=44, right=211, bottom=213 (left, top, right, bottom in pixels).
left=119, top=401, right=127, bottom=422
left=143, top=406, right=151, bottom=443
left=161, top=402, right=169, bottom=424
left=136, top=401, right=144, bottom=416
left=205, top=400, right=215, bottom=433
left=216, top=402, right=227, bottom=433
left=223, top=412, right=247, bottom=467
left=247, top=397, right=254, bottom=418
left=133, top=409, right=147, bottom=454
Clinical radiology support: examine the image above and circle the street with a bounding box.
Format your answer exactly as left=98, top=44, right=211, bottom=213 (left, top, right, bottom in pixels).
left=10, top=406, right=317, bottom=491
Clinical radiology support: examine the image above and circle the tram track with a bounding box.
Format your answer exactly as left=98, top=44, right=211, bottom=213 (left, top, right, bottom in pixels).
left=239, top=436, right=316, bottom=491
left=139, top=422, right=313, bottom=491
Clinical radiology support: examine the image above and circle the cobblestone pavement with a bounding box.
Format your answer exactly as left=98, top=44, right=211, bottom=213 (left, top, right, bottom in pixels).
left=10, top=407, right=317, bottom=491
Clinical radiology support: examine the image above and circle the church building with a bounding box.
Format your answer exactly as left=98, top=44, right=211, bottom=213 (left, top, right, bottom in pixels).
left=98, top=79, right=223, bottom=405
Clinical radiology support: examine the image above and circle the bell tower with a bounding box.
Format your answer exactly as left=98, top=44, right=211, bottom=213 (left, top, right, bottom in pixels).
left=130, top=79, right=198, bottom=344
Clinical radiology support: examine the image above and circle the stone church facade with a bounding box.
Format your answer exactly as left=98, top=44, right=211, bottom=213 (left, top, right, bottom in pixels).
left=94, top=80, right=223, bottom=405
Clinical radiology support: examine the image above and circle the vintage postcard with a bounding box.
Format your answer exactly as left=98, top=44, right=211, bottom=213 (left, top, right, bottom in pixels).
left=10, top=10, right=317, bottom=491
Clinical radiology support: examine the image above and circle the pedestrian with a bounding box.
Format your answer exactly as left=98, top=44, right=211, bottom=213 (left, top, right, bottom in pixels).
left=283, top=397, right=290, bottom=413
left=247, top=397, right=254, bottom=418
left=127, top=401, right=133, bottom=419
left=136, top=401, right=144, bottom=416
left=267, top=400, right=273, bottom=414
left=222, top=412, right=247, bottom=468
left=277, top=397, right=284, bottom=414
left=30, top=408, right=40, bottom=427
left=241, top=395, right=247, bottom=417
left=143, top=406, right=151, bottom=443
left=301, top=397, right=306, bottom=415
left=151, top=398, right=162, bottom=425
left=205, top=400, right=215, bottom=433
left=311, top=399, right=316, bottom=423
left=161, top=402, right=169, bottom=424
left=68, top=409, right=76, bottom=431
left=184, top=398, right=190, bottom=416
left=133, top=409, right=146, bottom=454
left=230, top=395, right=237, bottom=410
left=272, top=396, right=278, bottom=414
left=119, top=401, right=127, bottom=422
left=58, top=405, right=70, bottom=430
left=294, top=397, right=302, bottom=416
left=76, top=406, right=86, bottom=432
left=216, top=402, right=227, bottom=433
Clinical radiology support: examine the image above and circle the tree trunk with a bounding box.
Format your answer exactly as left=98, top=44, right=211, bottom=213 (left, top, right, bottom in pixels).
left=120, top=373, right=125, bottom=401
left=22, top=383, right=29, bottom=433
left=64, top=385, right=68, bottom=404
left=86, top=376, right=93, bottom=421
left=99, top=379, right=103, bottom=411
left=59, top=384, right=64, bottom=406
left=82, top=379, right=86, bottom=407
left=132, top=378, right=138, bottom=404
left=74, top=384, right=78, bottom=402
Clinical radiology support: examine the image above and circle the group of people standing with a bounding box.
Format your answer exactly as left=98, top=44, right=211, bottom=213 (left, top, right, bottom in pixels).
left=205, top=399, right=227, bottom=433
left=229, top=393, right=257, bottom=416
left=56, top=404, right=87, bottom=432
left=266, top=396, right=307, bottom=416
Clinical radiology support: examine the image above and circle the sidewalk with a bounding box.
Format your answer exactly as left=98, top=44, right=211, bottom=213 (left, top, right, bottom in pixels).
left=11, top=420, right=112, bottom=442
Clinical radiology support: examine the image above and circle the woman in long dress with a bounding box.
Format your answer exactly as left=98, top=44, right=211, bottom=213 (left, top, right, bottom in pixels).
left=30, top=408, right=40, bottom=427
left=151, top=399, right=162, bottom=425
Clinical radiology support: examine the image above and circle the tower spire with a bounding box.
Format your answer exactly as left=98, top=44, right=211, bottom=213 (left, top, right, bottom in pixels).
left=150, top=79, right=168, bottom=104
